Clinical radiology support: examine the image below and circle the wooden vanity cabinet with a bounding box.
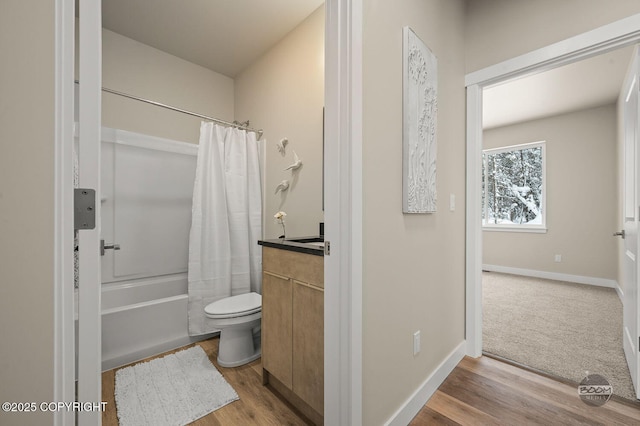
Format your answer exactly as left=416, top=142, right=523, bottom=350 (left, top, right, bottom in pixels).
left=292, top=280, right=324, bottom=414
left=262, top=271, right=293, bottom=387
left=261, top=246, right=324, bottom=424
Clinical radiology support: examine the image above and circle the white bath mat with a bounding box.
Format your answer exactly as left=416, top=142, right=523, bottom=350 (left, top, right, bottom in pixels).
left=115, top=345, right=239, bottom=426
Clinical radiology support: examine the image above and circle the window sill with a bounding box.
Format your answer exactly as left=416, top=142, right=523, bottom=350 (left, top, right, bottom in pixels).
left=482, top=226, right=547, bottom=234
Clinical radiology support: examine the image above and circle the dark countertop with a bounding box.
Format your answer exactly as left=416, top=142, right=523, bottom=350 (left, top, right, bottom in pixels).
left=258, top=236, right=324, bottom=256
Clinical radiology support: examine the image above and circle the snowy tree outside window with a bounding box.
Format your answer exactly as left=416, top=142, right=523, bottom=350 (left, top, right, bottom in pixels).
left=482, top=141, right=546, bottom=230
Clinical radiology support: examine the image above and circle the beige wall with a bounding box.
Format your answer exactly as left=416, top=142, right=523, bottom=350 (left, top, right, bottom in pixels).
left=483, top=105, right=618, bottom=280
left=362, top=0, right=466, bottom=423
left=0, top=1, right=55, bottom=425
left=101, top=29, right=235, bottom=144
left=465, top=0, right=640, bottom=73
left=102, top=6, right=325, bottom=240
left=465, top=0, right=640, bottom=289
left=235, top=6, right=325, bottom=239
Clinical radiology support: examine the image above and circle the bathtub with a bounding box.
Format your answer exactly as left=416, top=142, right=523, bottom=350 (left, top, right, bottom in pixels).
left=101, top=274, right=216, bottom=371
left=76, top=274, right=216, bottom=372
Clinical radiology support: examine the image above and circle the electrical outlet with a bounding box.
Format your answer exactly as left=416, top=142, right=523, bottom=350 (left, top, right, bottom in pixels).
left=413, top=331, right=421, bottom=356
left=555, top=254, right=562, bottom=263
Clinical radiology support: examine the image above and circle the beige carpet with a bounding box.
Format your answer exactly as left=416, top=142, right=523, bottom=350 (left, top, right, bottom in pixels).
left=482, top=272, right=637, bottom=401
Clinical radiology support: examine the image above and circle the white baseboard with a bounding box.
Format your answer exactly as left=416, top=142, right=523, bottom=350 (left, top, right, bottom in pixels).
left=384, top=341, right=466, bottom=426
left=616, top=283, right=624, bottom=302
left=482, top=264, right=625, bottom=304
left=482, top=264, right=618, bottom=289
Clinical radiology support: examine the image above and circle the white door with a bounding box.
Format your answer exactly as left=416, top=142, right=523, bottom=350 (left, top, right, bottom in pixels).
left=76, top=0, right=103, bottom=424
left=622, top=45, right=640, bottom=400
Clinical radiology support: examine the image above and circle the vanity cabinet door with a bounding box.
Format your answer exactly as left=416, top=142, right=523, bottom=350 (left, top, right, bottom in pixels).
left=262, top=271, right=293, bottom=388
left=292, top=280, right=324, bottom=414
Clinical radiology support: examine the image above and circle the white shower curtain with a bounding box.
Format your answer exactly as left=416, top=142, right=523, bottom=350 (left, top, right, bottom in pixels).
left=187, top=122, right=262, bottom=336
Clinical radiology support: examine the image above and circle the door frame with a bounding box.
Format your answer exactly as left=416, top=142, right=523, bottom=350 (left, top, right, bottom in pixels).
left=54, top=1, right=364, bottom=425
left=324, top=0, right=363, bottom=424
left=465, top=13, right=640, bottom=357
left=53, top=0, right=76, bottom=425
left=76, top=1, right=103, bottom=424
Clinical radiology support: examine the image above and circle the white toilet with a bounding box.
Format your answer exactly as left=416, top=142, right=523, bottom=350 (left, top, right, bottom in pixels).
left=204, top=292, right=262, bottom=368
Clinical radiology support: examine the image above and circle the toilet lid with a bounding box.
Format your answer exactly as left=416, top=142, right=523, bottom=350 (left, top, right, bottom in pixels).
left=204, top=292, right=262, bottom=318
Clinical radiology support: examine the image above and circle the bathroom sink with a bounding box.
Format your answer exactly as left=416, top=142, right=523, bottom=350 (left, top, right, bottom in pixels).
left=286, top=236, right=324, bottom=244
left=305, top=241, right=325, bottom=247
left=259, top=235, right=325, bottom=254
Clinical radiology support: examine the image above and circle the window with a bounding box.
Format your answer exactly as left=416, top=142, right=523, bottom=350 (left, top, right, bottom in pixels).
left=482, top=141, right=546, bottom=232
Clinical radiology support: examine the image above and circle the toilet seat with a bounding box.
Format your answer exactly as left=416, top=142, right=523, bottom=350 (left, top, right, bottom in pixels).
left=204, top=292, right=262, bottom=319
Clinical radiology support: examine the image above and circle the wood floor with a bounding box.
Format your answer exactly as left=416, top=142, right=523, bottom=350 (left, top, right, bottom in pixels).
left=103, top=340, right=640, bottom=425
left=411, top=355, right=640, bottom=425
left=102, top=337, right=311, bottom=425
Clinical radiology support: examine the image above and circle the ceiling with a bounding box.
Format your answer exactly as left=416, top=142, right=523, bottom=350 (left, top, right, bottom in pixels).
left=101, top=0, right=324, bottom=78
left=100, top=1, right=630, bottom=127
left=483, top=46, right=634, bottom=129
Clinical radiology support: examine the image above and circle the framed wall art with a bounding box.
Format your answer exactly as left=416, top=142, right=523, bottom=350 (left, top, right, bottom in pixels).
left=402, top=26, right=438, bottom=214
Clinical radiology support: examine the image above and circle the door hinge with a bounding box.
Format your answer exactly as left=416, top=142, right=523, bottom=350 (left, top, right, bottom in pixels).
left=324, top=240, right=331, bottom=256
left=74, top=188, right=96, bottom=230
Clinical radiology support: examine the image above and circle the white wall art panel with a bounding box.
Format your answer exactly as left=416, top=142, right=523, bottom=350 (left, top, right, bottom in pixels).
left=403, top=27, right=438, bottom=213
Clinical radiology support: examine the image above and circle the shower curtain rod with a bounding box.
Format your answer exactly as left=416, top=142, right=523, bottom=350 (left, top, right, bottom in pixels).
left=74, top=80, right=263, bottom=139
